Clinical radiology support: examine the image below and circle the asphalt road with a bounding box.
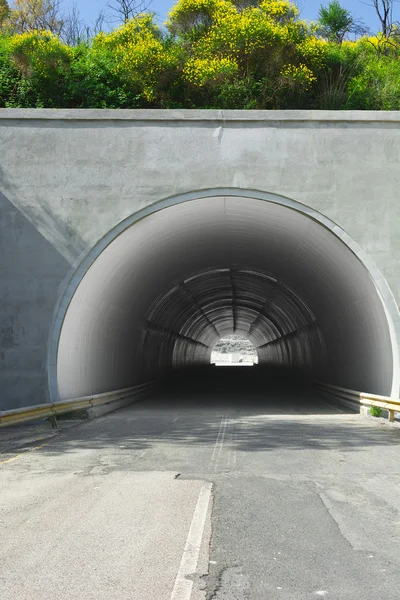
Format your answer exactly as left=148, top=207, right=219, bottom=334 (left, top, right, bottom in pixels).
left=2, top=376, right=400, bottom=599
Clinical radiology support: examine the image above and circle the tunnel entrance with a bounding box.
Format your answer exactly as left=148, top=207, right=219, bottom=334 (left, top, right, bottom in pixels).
left=51, top=192, right=399, bottom=402
left=211, top=336, right=258, bottom=366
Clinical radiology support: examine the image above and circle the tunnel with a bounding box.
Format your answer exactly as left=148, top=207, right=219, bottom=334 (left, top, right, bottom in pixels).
left=54, top=194, right=398, bottom=402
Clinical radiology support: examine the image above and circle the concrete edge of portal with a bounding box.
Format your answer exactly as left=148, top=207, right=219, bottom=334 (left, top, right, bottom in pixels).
left=1, top=109, right=400, bottom=123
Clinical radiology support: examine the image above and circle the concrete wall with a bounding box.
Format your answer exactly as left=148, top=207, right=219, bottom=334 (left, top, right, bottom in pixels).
left=0, top=110, right=399, bottom=409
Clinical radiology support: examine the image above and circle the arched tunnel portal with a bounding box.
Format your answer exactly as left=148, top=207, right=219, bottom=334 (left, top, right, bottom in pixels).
left=52, top=192, right=399, bottom=403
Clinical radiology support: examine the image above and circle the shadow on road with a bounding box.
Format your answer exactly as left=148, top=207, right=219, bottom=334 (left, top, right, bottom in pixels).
left=12, top=366, right=399, bottom=458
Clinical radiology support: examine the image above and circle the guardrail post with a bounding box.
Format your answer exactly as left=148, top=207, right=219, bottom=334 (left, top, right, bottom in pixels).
left=49, top=415, right=58, bottom=429
left=389, top=409, right=395, bottom=423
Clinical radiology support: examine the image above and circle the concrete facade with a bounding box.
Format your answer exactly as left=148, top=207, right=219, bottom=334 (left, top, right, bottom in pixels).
left=0, top=110, right=399, bottom=410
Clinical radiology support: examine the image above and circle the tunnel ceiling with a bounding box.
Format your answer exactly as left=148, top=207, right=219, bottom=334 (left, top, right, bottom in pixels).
left=57, top=196, right=395, bottom=400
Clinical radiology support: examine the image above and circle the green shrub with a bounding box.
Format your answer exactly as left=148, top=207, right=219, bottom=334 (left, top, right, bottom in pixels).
left=369, top=406, right=382, bottom=418
left=1, top=0, right=400, bottom=110
left=0, top=35, right=20, bottom=107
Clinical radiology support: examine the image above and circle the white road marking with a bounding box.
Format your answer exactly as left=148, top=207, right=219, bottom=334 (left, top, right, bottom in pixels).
left=211, top=417, right=225, bottom=461
left=211, top=417, right=228, bottom=471
left=227, top=421, right=237, bottom=470
left=169, top=483, right=213, bottom=600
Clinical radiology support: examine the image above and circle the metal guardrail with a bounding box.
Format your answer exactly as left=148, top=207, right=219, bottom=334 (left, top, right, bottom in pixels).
left=0, top=382, right=154, bottom=428
left=2, top=379, right=397, bottom=427
left=315, top=381, right=400, bottom=422
left=360, top=392, right=400, bottom=423
left=314, top=381, right=361, bottom=411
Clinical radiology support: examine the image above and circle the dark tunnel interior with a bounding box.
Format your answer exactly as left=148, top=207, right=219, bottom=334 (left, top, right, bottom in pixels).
left=56, top=196, right=396, bottom=401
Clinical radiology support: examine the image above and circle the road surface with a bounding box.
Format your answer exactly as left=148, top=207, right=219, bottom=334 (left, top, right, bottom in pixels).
left=1, top=384, right=400, bottom=599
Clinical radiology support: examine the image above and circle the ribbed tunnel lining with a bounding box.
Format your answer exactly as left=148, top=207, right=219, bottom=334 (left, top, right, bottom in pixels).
left=56, top=196, right=395, bottom=400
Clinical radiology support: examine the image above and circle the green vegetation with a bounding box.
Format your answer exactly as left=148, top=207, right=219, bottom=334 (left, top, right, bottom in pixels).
left=317, top=0, right=366, bottom=43
left=1, top=0, right=400, bottom=109
left=369, top=406, right=383, bottom=417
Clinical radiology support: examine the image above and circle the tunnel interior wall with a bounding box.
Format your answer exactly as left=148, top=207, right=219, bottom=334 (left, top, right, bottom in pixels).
left=56, top=196, right=396, bottom=401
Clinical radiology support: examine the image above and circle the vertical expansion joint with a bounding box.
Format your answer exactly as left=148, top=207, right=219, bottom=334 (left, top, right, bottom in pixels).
left=146, top=321, right=209, bottom=348
left=229, top=269, right=238, bottom=333
left=180, top=282, right=221, bottom=339
left=247, top=280, right=280, bottom=337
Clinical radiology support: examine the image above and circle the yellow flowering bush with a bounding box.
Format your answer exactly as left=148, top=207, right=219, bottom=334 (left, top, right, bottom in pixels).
left=9, top=30, right=71, bottom=77
left=166, top=0, right=235, bottom=37
left=167, top=0, right=323, bottom=94
left=297, top=36, right=326, bottom=69
left=93, top=15, right=177, bottom=102
left=183, top=55, right=238, bottom=85
left=280, top=63, right=316, bottom=89
left=259, top=0, right=299, bottom=22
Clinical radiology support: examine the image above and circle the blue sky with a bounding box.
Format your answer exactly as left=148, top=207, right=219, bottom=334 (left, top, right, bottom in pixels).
left=63, top=0, right=397, bottom=31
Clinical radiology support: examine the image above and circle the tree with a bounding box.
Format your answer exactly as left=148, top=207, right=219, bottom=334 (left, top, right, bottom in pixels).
left=6, top=0, right=63, bottom=34
left=92, top=10, right=106, bottom=36
left=60, top=3, right=87, bottom=45
left=0, top=0, right=10, bottom=27
left=366, top=0, right=398, bottom=38
left=60, top=4, right=107, bottom=45
left=318, top=1, right=366, bottom=43
left=107, top=0, right=153, bottom=23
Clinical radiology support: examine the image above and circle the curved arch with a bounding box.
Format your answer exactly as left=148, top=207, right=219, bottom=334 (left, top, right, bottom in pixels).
left=48, top=188, right=400, bottom=402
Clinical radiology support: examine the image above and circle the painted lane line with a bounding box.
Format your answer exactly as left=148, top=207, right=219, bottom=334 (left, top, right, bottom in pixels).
left=0, top=443, right=48, bottom=466
left=210, top=417, right=225, bottom=462
left=170, top=483, right=213, bottom=600
left=213, top=417, right=229, bottom=472
left=227, top=421, right=237, bottom=470
left=211, top=417, right=228, bottom=471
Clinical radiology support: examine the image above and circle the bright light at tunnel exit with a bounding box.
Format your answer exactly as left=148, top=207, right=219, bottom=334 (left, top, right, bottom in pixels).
left=211, top=335, right=258, bottom=366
